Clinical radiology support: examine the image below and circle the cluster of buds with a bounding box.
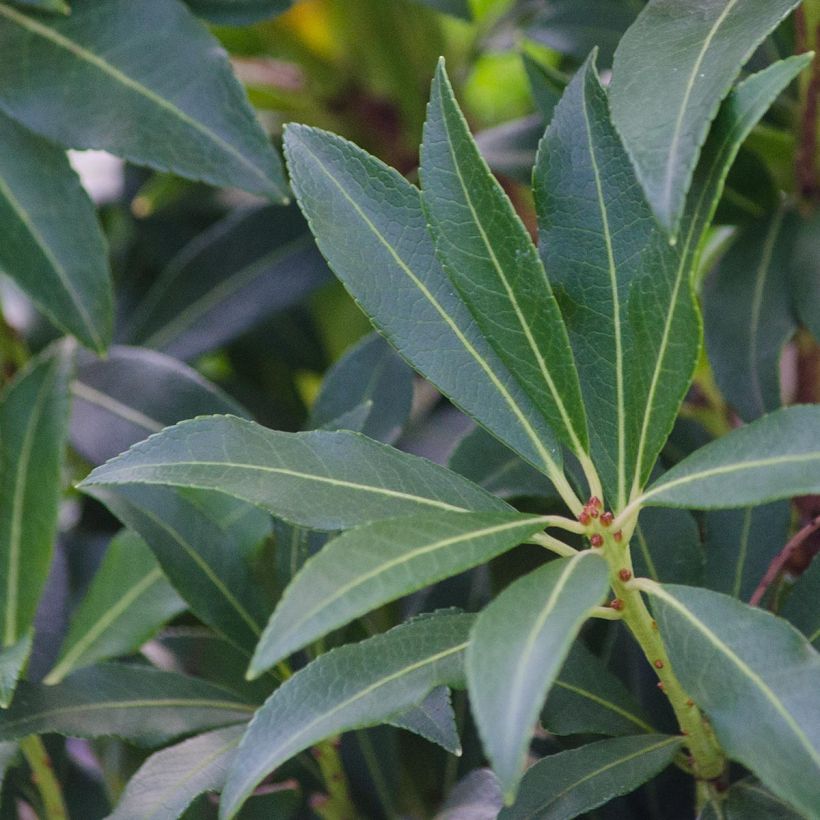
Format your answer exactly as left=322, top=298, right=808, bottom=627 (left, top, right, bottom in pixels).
left=578, top=496, right=623, bottom=546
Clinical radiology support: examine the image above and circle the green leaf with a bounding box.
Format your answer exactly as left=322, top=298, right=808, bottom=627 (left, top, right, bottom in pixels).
left=283, top=124, right=563, bottom=484
left=183, top=0, right=291, bottom=25
left=85, top=485, right=270, bottom=653
left=249, top=511, right=549, bottom=677
left=640, top=582, right=820, bottom=816
left=219, top=611, right=474, bottom=819
left=80, top=416, right=509, bottom=530
left=633, top=507, right=703, bottom=585
left=0, top=740, right=17, bottom=792
left=0, top=0, right=287, bottom=200
left=0, top=341, right=73, bottom=656
left=467, top=552, right=610, bottom=801
left=0, top=664, right=255, bottom=745
left=411, top=0, right=470, bottom=19
left=389, top=685, right=460, bottom=754
left=542, top=642, right=655, bottom=738
left=0, top=634, right=31, bottom=709
left=310, top=332, right=414, bottom=444
left=474, top=115, right=544, bottom=185
left=0, top=112, right=111, bottom=352
left=9, top=0, right=68, bottom=11
left=45, top=530, right=185, bottom=685
left=700, top=778, right=807, bottom=819
left=522, top=54, right=564, bottom=123
left=499, top=734, right=682, bottom=819
left=704, top=502, right=789, bottom=600
left=70, top=345, right=248, bottom=466
left=781, top=558, right=820, bottom=648
left=609, top=0, right=802, bottom=234
left=110, top=724, right=245, bottom=820
left=788, top=209, right=820, bottom=340
left=637, top=406, right=820, bottom=510
left=704, top=210, right=796, bottom=421
left=420, top=61, right=588, bottom=471
left=125, top=206, right=329, bottom=362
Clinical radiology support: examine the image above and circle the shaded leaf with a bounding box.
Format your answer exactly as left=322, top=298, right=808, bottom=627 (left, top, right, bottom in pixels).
left=220, top=611, right=474, bottom=818
left=412, top=0, right=470, bottom=19
left=9, top=0, right=68, bottom=11
left=0, top=635, right=31, bottom=709
left=522, top=54, right=564, bottom=122
left=437, top=769, right=502, bottom=820
left=183, top=0, right=291, bottom=25
left=388, top=685, right=460, bottom=754
left=788, top=209, right=820, bottom=340
left=0, top=111, right=111, bottom=351
left=781, top=557, right=820, bottom=648
left=700, top=777, right=806, bottom=819
left=467, top=553, right=609, bottom=800
left=474, top=115, right=544, bottom=185
left=0, top=0, right=287, bottom=200
left=633, top=507, right=703, bottom=586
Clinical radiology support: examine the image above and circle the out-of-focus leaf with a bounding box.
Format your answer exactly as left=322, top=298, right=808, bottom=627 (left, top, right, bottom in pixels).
left=71, top=345, right=247, bottom=466
left=109, top=724, right=245, bottom=820
left=80, top=416, right=509, bottom=531
left=699, top=778, right=807, bottom=819
left=412, top=0, right=470, bottom=19
left=45, top=530, right=185, bottom=684
left=310, top=332, right=414, bottom=444
left=389, top=686, right=460, bottom=754
left=788, top=209, right=820, bottom=340
left=633, top=507, right=703, bottom=586
left=235, top=786, right=300, bottom=820
left=781, top=557, right=820, bottom=648
left=271, top=519, right=326, bottom=597
left=522, top=54, right=564, bottom=122
left=704, top=501, right=789, bottom=601
left=220, top=612, right=474, bottom=819
left=475, top=115, right=543, bottom=184
left=183, top=0, right=291, bottom=25
left=0, top=112, right=111, bottom=352
left=0, top=0, right=287, bottom=200
left=0, top=664, right=254, bottom=745
left=500, top=735, right=682, bottom=819
left=436, top=769, right=502, bottom=820
left=125, top=206, right=329, bottom=362
left=0, top=635, right=31, bottom=710
left=8, top=0, right=68, bottom=12
left=0, top=741, right=17, bottom=792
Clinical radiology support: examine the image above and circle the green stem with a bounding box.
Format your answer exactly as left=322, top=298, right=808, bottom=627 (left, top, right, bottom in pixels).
left=311, top=739, right=356, bottom=820
left=20, top=736, right=68, bottom=820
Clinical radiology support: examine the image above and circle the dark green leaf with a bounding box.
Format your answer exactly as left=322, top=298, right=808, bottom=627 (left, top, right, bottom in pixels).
left=610, top=0, right=802, bottom=234
left=500, top=734, right=682, bottom=819
left=411, top=0, right=470, bottom=19
left=640, top=582, right=820, bottom=816
left=0, top=341, right=73, bottom=661
left=0, top=112, right=110, bottom=352
left=0, top=664, right=254, bottom=745
left=271, top=519, right=326, bottom=597
left=249, top=511, right=547, bottom=677
left=283, top=124, right=564, bottom=485
left=522, top=54, right=564, bottom=123
left=310, top=332, right=414, bottom=444
left=0, top=0, right=287, bottom=200
left=421, top=62, right=589, bottom=475
left=467, top=553, right=609, bottom=800
left=183, top=0, right=291, bottom=25
left=80, top=416, right=509, bottom=530
left=474, top=115, right=544, bottom=185
left=45, top=530, right=185, bottom=684
left=235, top=787, right=300, bottom=820
left=633, top=507, right=703, bottom=585
left=704, top=502, right=789, bottom=600
left=781, top=557, right=820, bottom=648
left=9, top=0, right=68, bottom=12
left=637, top=406, right=820, bottom=510
left=389, top=685, right=460, bottom=754
left=788, top=209, right=820, bottom=340
left=220, top=611, right=474, bottom=819
left=71, top=345, right=247, bottom=466
left=700, top=778, right=807, bottom=819
left=542, top=642, right=655, bottom=738
left=125, top=206, right=329, bottom=361
left=704, top=210, right=796, bottom=421
left=0, top=635, right=31, bottom=709
left=110, top=724, right=245, bottom=820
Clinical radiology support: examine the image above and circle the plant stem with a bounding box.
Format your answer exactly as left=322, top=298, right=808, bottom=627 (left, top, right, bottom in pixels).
left=20, top=736, right=68, bottom=820
left=311, top=739, right=356, bottom=820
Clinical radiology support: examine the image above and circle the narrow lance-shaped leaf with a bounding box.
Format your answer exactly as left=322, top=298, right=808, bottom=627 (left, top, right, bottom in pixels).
left=283, top=124, right=565, bottom=489
left=467, top=552, right=610, bottom=801
left=500, top=735, right=682, bottom=819
left=388, top=686, right=460, bottom=754
left=0, top=112, right=111, bottom=352
left=0, top=664, right=255, bottom=746
left=0, top=0, right=287, bottom=200
left=635, top=405, right=820, bottom=511
left=220, top=611, right=474, bottom=819
left=781, top=557, right=820, bottom=649
left=420, top=61, right=589, bottom=474
left=638, top=581, right=820, bottom=817
left=248, top=511, right=551, bottom=677
left=610, top=0, right=802, bottom=234
left=633, top=506, right=703, bottom=586
left=45, top=530, right=186, bottom=684
left=80, top=416, right=509, bottom=531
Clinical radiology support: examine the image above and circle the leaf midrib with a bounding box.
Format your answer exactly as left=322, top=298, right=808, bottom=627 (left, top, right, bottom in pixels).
left=71, top=380, right=164, bottom=434
left=552, top=679, right=654, bottom=733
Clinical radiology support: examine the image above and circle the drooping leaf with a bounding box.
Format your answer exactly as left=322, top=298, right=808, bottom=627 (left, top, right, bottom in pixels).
left=109, top=724, right=245, bottom=820
left=641, top=583, right=820, bottom=816
left=437, top=769, right=503, bottom=819
left=0, top=664, right=254, bottom=746
left=80, top=416, right=509, bottom=530
left=71, top=345, right=247, bottom=466
left=609, top=0, right=802, bottom=234
left=788, top=209, right=820, bottom=340
left=283, top=124, right=564, bottom=484
left=0, top=634, right=31, bottom=709
left=467, top=552, right=610, bottom=800
left=632, top=506, right=703, bottom=585
left=0, top=112, right=111, bottom=352
left=220, top=611, right=474, bottom=819
left=542, top=642, right=655, bottom=738
left=637, top=406, right=820, bottom=510
left=500, top=734, right=682, bottom=819
left=420, top=62, right=589, bottom=474
left=704, top=501, right=789, bottom=600
left=0, top=0, right=287, bottom=200
left=0, top=341, right=73, bottom=671
left=85, top=485, right=270, bottom=653
left=248, top=511, right=548, bottom=677
left=310, top=332, right=414, bottom=444
left=124, top=206, right=329, bottom=361
left=45, top=530, right=185, bottom=684
left=704, top=210, right=796, bottom=421
left=388, top=685, right=460, bottom=754
left=781, top=557, right=820, bottom=649
left=183, top=0, right=291, bottom=25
